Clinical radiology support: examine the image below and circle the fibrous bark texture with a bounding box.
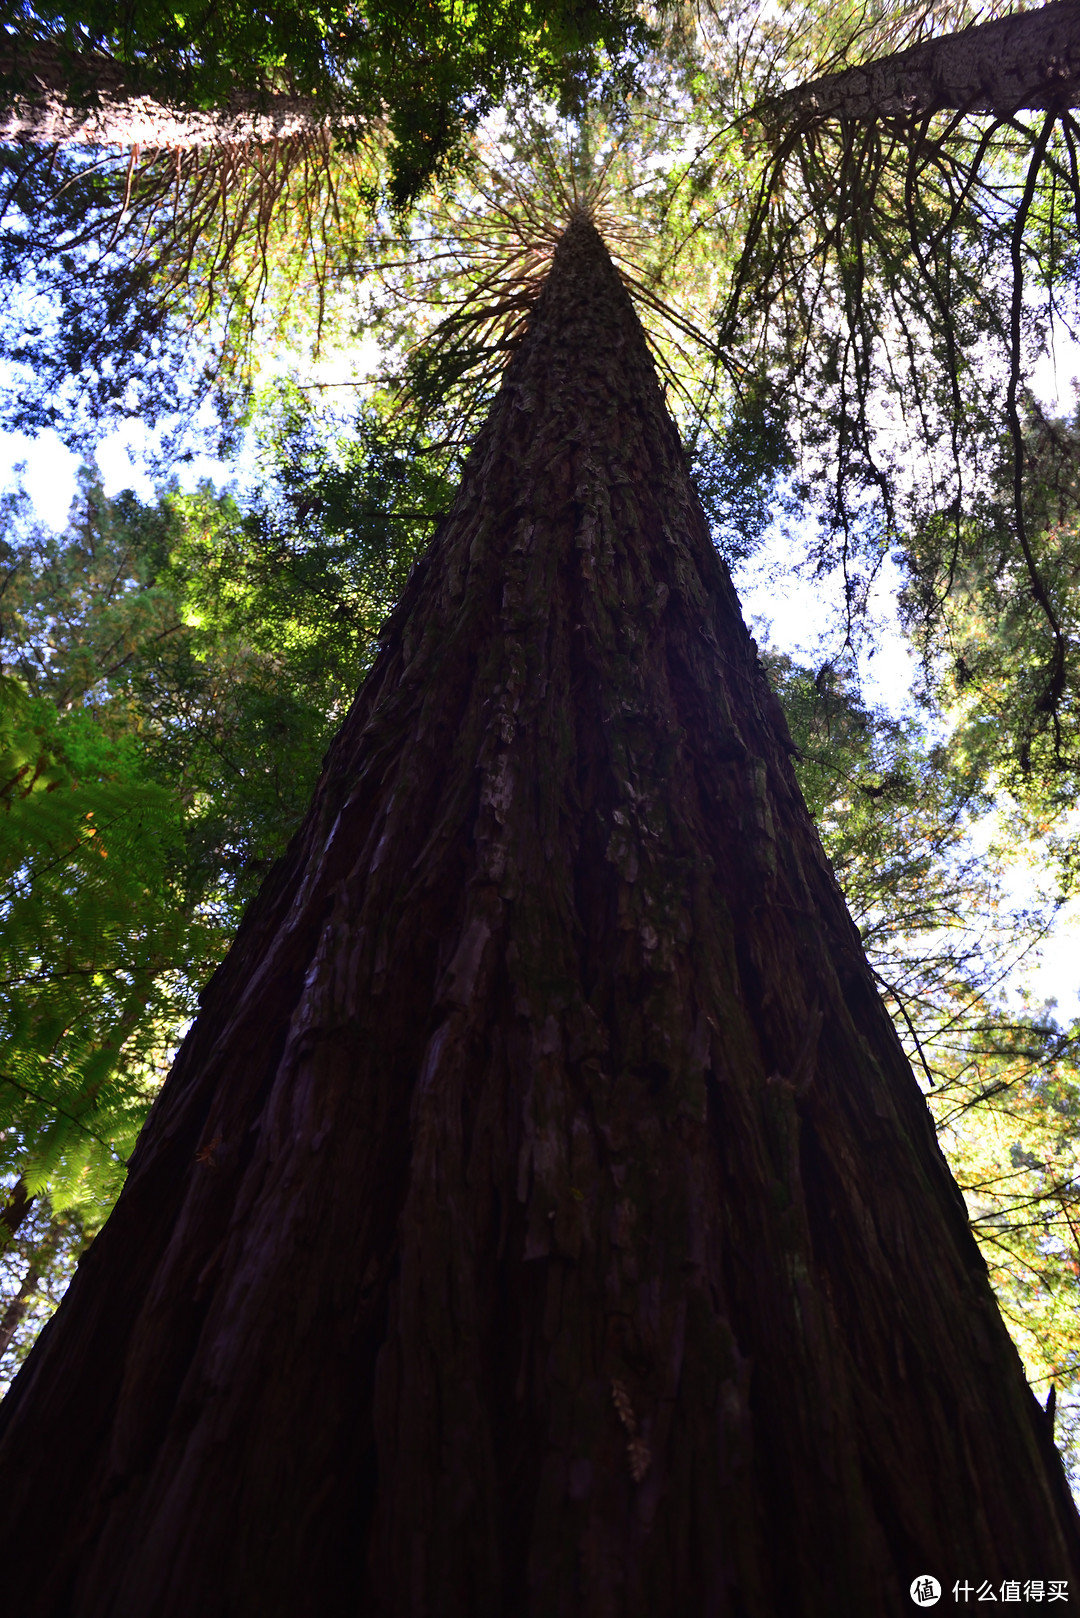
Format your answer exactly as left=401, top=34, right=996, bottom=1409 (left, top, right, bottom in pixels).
left=0, top=215, right=1076, bottom=1618
left=0, top=45, right=335, bottom=146
left=762, top=0, right=1080, bottom=126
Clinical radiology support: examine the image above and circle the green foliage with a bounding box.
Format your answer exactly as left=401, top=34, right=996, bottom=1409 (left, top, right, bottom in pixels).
left=0, top=133, right=382, bottom=442
left=0, top=400, right=448, bottom=1229
left=768, top=651, right=1035, bottom=1058
left=0, top=670, right=194, bottom=1211
left=0, top=0, right=650, bottom=437
left=154, top=394, right=450, bottom=915
left=933, top=1017, right=1080, bottom=1486
left=0, top=1196, right=90, bottom=1394
left=768, top=648, right=1080, bottom=1481
left=903, top=403, right=1080, bottom=878
left=690, top=388, right=795, bottom=566
left=2, top=0, right=648, bottom=200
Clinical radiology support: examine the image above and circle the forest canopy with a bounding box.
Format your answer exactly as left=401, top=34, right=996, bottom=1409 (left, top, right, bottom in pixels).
left=2, top=0, right=1080, bottom=1485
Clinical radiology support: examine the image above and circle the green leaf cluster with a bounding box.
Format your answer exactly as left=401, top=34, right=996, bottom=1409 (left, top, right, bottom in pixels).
left=768, top=647, right=1080, bottom=1482
left=2, top=0, right=649, bottom=200
left=904, top=404, right=1080, bottom=871
left=1, top=668, right=192, bottom=1211
left=0, top=399, right=449, bottom=1238
left=0, top=1195, right=90, bottom=1391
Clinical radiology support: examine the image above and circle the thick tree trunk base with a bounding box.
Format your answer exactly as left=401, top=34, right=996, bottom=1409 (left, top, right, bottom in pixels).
left=0, top=215, right=1076, bottom=1617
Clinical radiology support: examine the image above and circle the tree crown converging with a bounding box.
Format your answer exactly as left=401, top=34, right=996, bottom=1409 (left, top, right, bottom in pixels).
left=2, top=2, right=1080, bottom=1607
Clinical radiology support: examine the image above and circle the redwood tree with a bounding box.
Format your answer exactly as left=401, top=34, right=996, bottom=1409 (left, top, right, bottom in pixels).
left=1, top=213, right=1078, bottom=1616
left=760, top=0, right=1080, bottom=126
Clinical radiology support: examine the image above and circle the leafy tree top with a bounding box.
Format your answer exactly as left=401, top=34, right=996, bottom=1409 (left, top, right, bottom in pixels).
left=0, top=0, right=649, bottom=200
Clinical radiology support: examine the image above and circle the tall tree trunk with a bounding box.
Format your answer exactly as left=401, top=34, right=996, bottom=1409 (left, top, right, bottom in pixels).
left=0, top=44, right=337, bottom=146
left=0, top=213, right=1076, bottom=1618
left=760, top=0, right=1080, bottom=127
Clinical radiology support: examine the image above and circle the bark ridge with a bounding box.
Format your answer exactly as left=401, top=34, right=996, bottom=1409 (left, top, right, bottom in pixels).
left=0, top=212, right=1076, bottom=1618
left=762, top=0, right=1080, bottom=126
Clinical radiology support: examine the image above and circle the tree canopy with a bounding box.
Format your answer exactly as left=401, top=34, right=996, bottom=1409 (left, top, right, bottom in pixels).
left=0, top=0, right=646, bottom=193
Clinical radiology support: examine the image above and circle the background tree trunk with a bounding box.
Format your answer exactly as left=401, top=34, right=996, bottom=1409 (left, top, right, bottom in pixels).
left=0, top=1178, right=33, bottom=1239
left=0, top=45, right=335, bottom=147
left=0, top=1211, right=63, bottom=1359
left=0, top=213, right=1076, bottom=1618
left=761, top=0, right=1080, bottom=126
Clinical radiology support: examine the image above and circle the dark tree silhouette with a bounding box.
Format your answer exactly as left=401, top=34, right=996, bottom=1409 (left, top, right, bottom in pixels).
left=0, top=214, right=1077, bottom=1617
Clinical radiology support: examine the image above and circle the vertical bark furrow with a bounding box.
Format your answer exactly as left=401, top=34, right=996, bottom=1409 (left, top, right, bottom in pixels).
left=0, top=212, right=1076, bottom=1617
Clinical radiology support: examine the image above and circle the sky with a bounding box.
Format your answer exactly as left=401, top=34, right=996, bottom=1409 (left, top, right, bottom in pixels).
left=0, top=413, right=227, bottom=526
left=733, top=529, right=1080, bottom=1025
left=725, top=328, right=1080, bottom=1026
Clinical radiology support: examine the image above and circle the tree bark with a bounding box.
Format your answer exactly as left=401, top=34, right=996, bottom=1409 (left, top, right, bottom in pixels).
left=761, top=0, right=1080, bottom=127
left=0, top=1212, right=63, bottom=1360
left=1, top=1177, right=33, bottom=1240
left=0, top=44, right=338, bottom=147
left=0, top=213, right=1076, bottom=1618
